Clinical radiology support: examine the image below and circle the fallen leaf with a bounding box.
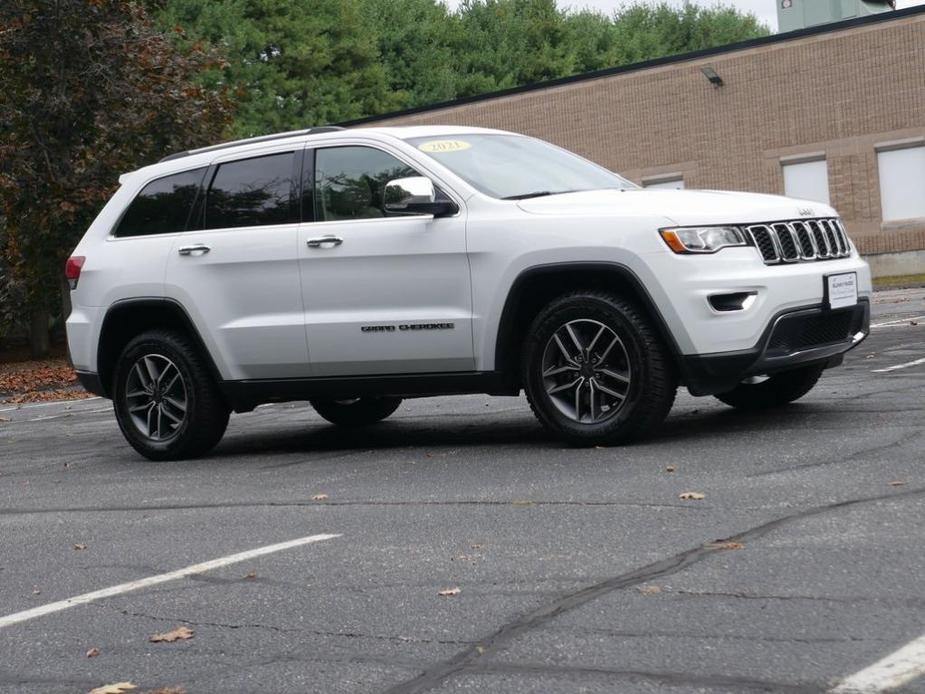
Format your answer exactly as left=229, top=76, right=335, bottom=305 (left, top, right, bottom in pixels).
left=32, top=588, right=41, bottom=595
left=475, top=645, right=486, bottom=654
left=889, top=480, right=907, bottom=487
left=665, top=465, right=676, bottom=473
left=87, top=683, right=136, bottom=694
left=74, top=543, right=88, bottom=550
left=638, top=585, right=661, bottom=595
left=707, top=541, right=744, bottom=551
left=864, top=353, right=876, bottom=359
left=438, top=587, right=461, bottom=597
left=86, top=647, right=101, bottom=658
left=311, top=493, right=328, bottom=501
left=148, top=626, right=194, bottom=643
left=0, top=416, right=9, bottom=422
left=679, top=491, right=705, bottom=500
left=244, top=571, right=257, bottom=580
left=511, top=500, right=534, bottom=507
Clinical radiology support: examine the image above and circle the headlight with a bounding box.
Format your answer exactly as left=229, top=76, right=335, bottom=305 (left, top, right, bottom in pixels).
left=659, top=226, right=746, bottom=254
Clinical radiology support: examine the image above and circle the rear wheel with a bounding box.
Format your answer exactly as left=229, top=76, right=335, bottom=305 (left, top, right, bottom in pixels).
left=522, top=291, right=677, bottom=446
left=113, top=330, right=229, bottom=461
left=714, top=364, right=824, bottom=410
left=310, top=397, right=402, bottom=426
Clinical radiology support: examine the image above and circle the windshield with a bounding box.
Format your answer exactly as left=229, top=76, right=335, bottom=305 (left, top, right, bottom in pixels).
left=406, top=134, right=636, bottom=199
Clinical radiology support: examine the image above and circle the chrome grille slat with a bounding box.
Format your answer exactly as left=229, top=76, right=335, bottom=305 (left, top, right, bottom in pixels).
left=791, top=222, right=816, bottom=260
left=745, top=218, right=852, bottom=265
left=833, top=220, right=849, bottom=255
left=747, top=225, right=779, bottom=262
left=773, top=223, right=800, bottom=262
left=836, top=220, right=853, bottom=254
left=821, top=220, right=837, bottom=257
left=807, top=221, right=825, bottom=258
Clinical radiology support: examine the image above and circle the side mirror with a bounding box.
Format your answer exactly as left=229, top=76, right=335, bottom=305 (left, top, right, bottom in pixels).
left=384, top=176, right=458, bottom=217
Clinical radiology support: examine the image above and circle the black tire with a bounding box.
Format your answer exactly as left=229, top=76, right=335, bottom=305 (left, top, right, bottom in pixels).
left=714, top=364, right=824, bottom=410
left=112, top=330, right=229, bottom=461
left=522, top=291, right=677, bottom=446
left=310, top=397, right=402, bottom=426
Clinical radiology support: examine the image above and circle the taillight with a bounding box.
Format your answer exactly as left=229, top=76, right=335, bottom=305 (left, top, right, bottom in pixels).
left=65, top=256, right=85, bottom=290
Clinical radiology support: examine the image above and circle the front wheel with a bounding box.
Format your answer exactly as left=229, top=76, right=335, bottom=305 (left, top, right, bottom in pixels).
left=714, top=364, right=824, bottom=410
left=310, top=397, right=402, bottom=426
left=522, top=291, right=677, bottom=446
left=112, top=330, right=230, bottom=461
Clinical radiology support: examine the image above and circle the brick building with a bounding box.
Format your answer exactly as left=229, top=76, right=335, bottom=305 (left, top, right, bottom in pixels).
left=351, top=6, right=925, bottom=277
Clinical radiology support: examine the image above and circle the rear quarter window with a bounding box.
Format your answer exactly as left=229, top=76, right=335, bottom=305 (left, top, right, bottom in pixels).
left=113, top=168, right=206, bottom=238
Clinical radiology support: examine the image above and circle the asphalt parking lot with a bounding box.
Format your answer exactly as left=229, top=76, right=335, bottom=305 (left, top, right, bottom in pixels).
left=1, top=289, right=924, bottom=694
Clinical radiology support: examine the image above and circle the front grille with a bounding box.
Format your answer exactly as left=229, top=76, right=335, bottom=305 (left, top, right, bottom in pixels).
left=747, top=218, right=852, bottom=265
left=767, top=309, right=858, bottom=354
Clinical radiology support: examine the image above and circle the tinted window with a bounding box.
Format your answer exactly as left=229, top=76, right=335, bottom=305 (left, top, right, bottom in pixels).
left=114, top=168, right=205, bottom=238
left=315, top=147, right=418, bottom=221
left=205, top=152, right=294, bottom=229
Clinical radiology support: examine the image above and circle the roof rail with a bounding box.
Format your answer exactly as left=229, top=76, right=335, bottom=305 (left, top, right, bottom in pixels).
left=159, top=126, right=345, bottom=163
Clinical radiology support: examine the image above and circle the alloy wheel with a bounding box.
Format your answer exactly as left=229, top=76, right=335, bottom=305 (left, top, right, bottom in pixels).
left=541, top=319, right=632, bottom=424
left=124, top=354, right=189, bottom=441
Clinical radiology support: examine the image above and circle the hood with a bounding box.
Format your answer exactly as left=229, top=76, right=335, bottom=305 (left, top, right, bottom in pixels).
left=516, top=189, right=836, bottom=226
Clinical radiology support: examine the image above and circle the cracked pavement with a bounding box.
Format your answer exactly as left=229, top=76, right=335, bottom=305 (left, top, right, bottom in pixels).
left=1, top=288, right=924, bottom=694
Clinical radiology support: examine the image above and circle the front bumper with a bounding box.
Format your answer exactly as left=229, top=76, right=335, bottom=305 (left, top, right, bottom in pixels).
left=681, top=299, right=869, bottom=396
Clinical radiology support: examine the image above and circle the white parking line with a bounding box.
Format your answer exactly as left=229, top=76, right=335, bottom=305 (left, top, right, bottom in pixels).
left=871, top=315, right=925, bottom=329
left=830, top=632, right=925, bottom=692
left=872, top=357, right=925, bottom=374
left=0, top=396, right=102, bottom=413
left=26, top=407, right=112, bottom=422
left=0, top=533, right=340, bottom=630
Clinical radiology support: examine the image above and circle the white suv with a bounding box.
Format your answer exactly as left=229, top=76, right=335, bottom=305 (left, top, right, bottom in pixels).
left=65, top=126, right=871, bottom=460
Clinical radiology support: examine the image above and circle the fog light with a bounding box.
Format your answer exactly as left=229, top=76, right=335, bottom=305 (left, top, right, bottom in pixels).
left=709, top=292, right=757, bottom=312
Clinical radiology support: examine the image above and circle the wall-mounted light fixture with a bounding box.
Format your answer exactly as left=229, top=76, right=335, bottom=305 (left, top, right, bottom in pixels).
left=701, top=66, right=724, bottom=87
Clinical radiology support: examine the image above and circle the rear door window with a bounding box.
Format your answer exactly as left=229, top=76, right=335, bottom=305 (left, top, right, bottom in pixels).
left=114, top=168, right=206, bottom=238
left=204, top=152, right=295, bottom=229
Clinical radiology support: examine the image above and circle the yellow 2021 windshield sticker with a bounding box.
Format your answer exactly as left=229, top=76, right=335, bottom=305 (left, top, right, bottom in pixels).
left=417, top=140, right=472, bottom=153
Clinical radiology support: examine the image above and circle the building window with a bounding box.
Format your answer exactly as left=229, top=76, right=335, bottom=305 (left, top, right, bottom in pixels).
left=877, top=145, right=925, bottom=222
left=642, top=176, right=684, bottom=190
left=782, top=158, right=830, bottom=205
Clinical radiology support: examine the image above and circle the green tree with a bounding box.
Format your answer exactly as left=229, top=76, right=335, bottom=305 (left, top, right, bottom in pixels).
left=453, top=0, right=576, bottom=96
left=151, top=0, right=767, bottom=134
left=0, top=0, right=230, bottom=356
left=155, top=0, right=403, bottom=138
left=362, top=0, right=461, bottom=109
left=606, top=2, right=770, bottom=65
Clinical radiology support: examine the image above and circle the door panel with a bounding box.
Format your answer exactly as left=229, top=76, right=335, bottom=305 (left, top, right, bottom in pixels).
left=165, top=225, right=307, bottom=380
left=299, top=145, right=473, bottom=377
left=164, top=150, right=309, bottom=381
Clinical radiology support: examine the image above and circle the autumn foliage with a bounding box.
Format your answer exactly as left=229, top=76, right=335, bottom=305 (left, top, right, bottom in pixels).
left=0, top=0, right=230, bottom=355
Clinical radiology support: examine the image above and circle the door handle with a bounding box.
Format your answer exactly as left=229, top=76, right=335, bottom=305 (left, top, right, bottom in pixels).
left=306, top=236, right=343, bottom=249
left=178, top=244, right=211, bottom=256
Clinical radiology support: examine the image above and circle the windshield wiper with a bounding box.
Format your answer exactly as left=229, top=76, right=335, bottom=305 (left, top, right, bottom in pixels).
left=502, top=190, right=571, bottom=200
